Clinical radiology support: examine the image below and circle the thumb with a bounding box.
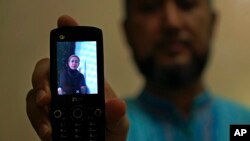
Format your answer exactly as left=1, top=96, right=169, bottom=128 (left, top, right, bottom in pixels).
left=104, top=82, right=129, bottom=141
left=57, top=15, right=79, bottom=27
left=105, top=98, right=129, bottom=141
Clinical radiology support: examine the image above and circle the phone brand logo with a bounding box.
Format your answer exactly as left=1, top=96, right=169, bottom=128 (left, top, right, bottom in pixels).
left=72, top=97, right=82, bottom=102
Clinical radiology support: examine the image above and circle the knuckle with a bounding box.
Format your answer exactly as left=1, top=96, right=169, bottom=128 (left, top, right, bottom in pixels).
left=32, top=58, right=50, bottom=88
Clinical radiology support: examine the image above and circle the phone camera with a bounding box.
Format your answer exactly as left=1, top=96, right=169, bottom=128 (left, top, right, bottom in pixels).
left=59, top=35, right=65, bottom=40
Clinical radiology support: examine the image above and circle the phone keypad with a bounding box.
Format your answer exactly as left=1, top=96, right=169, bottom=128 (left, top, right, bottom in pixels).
left=52, top=106, right=103, bottom=141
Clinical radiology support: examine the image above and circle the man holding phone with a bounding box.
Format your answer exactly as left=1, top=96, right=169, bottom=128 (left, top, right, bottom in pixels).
left=26, top=0, right=250, bottom=140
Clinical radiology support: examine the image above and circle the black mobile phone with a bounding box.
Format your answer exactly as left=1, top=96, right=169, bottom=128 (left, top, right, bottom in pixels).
left=50, top=26, right=105, bottom=141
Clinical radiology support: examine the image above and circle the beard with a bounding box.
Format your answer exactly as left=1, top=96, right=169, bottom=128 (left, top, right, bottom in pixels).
left=133, top=42, right=210, bottom=90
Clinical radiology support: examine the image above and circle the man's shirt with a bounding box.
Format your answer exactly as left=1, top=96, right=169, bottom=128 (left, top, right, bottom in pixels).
left=126, top=90, right=250, bottom=141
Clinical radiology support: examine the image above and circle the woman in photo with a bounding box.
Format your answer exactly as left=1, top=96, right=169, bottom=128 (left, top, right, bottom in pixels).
left=58, top=55, right=87, bottom=95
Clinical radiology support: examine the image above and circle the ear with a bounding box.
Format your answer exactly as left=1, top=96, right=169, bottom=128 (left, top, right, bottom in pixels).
left=209, top=10, right=218, bottom=38
left=122, top=19, right=134, bottom=48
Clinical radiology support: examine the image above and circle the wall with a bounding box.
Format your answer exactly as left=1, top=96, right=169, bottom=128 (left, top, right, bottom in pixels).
left=0, top=0, right=249, bottom=140
left=207, top=0, right=250, bottom=103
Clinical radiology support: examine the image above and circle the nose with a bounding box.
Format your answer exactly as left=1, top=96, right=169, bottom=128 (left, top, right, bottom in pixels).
left=162, top=2, right=183, bottom=29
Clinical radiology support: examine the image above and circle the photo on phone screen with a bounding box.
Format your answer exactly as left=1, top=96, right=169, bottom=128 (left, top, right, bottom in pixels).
left=56, top=41, right=98, bottom=95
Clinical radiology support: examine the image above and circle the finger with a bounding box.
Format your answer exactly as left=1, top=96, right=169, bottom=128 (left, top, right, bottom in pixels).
left=32, top=58, right=51, bottom=106
left=104, top=81, right=129, bottom=140
left=32, top=58, right=50, bottom=91
left=57, top=15, right=79, bottom=27
left=106, top=98, right=129, bottom=141
left=30, top=58, right=52, bottom=141
left=26, top=89, right=52, bottom=141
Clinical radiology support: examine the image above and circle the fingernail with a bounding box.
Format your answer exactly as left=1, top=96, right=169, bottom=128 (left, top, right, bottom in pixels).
left=38, top=123, right=49, bottom=138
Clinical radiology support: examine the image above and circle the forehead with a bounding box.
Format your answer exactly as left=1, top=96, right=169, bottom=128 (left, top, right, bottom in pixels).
left=69, top=57, right=79, bottom=61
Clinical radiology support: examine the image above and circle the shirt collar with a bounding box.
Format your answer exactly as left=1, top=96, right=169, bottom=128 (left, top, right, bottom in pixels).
left=138, top=89, right=213, bottom=123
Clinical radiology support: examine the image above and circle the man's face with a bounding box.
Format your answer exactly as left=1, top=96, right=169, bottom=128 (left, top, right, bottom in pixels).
left=124, top=0, right=216, bottom=88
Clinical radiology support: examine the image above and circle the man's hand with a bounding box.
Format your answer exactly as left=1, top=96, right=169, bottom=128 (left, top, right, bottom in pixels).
left=26, top=15, right=129, bottom=141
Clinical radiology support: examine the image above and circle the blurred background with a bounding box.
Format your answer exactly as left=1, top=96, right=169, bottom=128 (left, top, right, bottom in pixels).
left=0, top=0, right=250, bottom=140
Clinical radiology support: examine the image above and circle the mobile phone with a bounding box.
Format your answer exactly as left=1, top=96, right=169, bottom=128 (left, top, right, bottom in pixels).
left=50, top=26, right=105, bottom=141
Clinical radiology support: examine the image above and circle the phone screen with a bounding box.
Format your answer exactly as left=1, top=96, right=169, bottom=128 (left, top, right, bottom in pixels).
left=56, top=41, right=98, bottom=95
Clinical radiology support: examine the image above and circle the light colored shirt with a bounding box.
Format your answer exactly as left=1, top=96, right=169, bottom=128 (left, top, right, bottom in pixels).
left=126, top=90, right=250, bottom=141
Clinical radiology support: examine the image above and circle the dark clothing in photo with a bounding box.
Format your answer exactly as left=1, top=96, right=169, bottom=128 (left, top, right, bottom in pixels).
left=59, top=68, right=86, bottom=94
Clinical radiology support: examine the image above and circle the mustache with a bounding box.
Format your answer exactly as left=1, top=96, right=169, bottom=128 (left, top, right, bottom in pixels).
left=142, top=37, right=191, bottom=59
left=155, top=35, right=192, bottom=50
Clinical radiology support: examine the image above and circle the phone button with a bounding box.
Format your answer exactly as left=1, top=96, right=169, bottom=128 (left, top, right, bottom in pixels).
left=94, top=109, right=102, bottom=116
left=72, top=107, right=85, bottom=119
left=54, top=110, right=62, bottom=118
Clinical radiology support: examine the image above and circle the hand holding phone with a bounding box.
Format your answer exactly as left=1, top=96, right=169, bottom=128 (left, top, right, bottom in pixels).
left=26, top=15, right=129, bottom=141
left=50, top=26, right=105, bottom=141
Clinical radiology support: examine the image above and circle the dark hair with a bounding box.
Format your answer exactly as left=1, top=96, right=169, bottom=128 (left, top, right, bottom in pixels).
left=68, top=55, right=80, bottom=63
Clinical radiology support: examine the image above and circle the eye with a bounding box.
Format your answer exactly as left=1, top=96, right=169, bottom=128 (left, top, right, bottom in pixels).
left=176, top=0, right=198, bottom=11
